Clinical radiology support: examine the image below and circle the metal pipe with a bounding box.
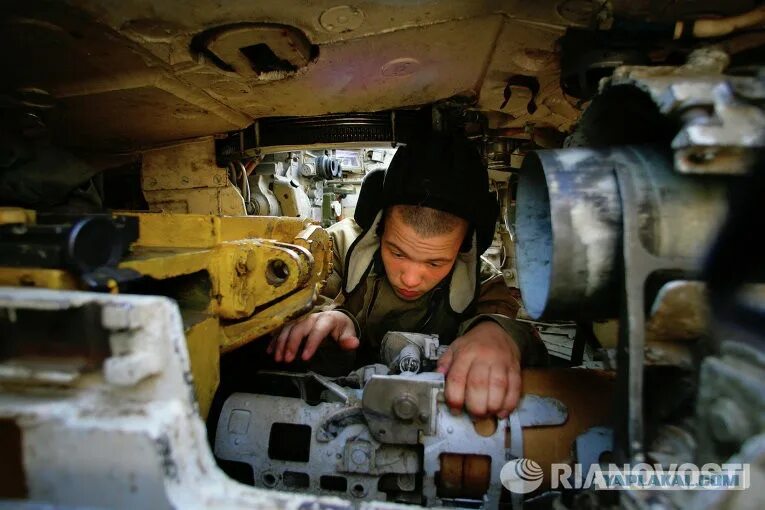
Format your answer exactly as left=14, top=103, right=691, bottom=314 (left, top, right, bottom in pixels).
left=514, top=146, right=728, bottom=320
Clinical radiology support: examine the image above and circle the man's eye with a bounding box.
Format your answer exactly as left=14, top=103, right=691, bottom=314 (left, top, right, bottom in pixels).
left=392, top=251, right=404, bottom=258
left=428, top=262, right=443, bottom=268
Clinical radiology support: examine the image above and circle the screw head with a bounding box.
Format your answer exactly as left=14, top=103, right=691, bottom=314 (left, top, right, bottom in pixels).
left=351, top=448, right=368, bottom=465
left=392, top=394, right=419, bottom=420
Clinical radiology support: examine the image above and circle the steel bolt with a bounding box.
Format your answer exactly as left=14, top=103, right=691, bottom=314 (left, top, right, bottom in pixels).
left=708, top=398, right=752, bottom=444
left=392, top=394, right=419, bottom=420
left=351, top=448, right=369, bottom=465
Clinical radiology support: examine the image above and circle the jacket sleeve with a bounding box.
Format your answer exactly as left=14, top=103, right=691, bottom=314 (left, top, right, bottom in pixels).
left=457, top=258, right=548, bottom=367
left=320, top=217, right=368, bottom=298
left=309, top=219, right=363, bottom=335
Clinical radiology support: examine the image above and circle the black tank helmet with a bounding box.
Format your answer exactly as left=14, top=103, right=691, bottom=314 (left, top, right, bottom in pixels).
left=347, top=133, right=499, bottom=314
left=354, top=133, right=499, bottom=254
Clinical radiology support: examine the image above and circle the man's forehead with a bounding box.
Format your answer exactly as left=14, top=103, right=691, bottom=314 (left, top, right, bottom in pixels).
left=387, top=205, right=469, bottom=229
left=382, top=209, right=466, bottom=258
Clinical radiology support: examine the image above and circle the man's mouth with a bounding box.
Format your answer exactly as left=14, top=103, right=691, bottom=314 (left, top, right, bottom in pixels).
left=395, top=287, right=421, bottom=299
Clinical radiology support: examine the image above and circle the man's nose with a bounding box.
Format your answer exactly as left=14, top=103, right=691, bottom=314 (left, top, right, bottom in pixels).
left=400, top=265, right=422, bottom=288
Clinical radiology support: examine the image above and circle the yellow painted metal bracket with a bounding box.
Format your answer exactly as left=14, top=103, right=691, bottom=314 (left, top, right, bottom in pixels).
left=0, top=268, right=79, bottom=290
left=0, top=211, right=333, bottom=419
left=220, top=285, right=319, bottom=353
left=118, top=212, right=333, bottom=417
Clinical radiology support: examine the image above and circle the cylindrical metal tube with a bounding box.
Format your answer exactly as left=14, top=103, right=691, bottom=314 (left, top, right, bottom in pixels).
left=515, top=146, right=727, bottom=319
left=397, top=344, right=421, bottom=374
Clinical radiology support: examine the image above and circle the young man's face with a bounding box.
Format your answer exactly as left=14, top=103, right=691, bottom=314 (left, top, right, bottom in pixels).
left=380, top=206, right=469, bottom=301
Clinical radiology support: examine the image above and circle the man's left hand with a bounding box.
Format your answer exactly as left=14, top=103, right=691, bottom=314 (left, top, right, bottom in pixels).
left=436, top=320, right=521, bottom=418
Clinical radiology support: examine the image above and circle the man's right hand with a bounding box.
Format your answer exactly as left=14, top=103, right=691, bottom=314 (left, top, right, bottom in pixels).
left=267, top=311, right=360, bottom=363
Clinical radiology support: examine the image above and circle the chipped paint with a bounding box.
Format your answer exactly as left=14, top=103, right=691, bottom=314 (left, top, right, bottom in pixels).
left=0, top=288, right=399, bottom=509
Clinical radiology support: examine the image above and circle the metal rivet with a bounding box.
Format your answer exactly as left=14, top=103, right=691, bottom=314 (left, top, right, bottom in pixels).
left=351, top=448, right=368, bottom=465
left=392, top=393, right=419, bottom=420
left=319, top=5, right=364, bottom=32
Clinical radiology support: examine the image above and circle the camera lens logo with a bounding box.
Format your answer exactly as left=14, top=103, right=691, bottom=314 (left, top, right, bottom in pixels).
left=500, top=458, right=544, bottom=494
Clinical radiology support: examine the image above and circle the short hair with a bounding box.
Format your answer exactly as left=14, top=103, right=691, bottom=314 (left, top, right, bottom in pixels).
left=386, top=205, right=465, bottom=237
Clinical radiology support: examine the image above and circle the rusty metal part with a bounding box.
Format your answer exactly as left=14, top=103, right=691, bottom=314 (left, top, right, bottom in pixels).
left=438, top=454, right=463, bottom=493
left=462, top=455, right=491, bottom=498
left=521, top=369, right=615, bottom=490
left=647, top=281, right=709, bottom=343
left=437, top=454, right=491, bottom=500
left=644, top=342, right=695, bottom=369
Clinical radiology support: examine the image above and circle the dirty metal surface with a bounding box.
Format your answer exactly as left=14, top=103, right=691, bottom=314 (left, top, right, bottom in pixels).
left=0, top=288, right=375, bottom=510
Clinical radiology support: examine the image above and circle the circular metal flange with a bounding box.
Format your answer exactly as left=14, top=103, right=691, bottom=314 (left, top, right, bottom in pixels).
left=381, top=57, right=421, bottom=77
left=319, top=5, right=364, bottom=33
